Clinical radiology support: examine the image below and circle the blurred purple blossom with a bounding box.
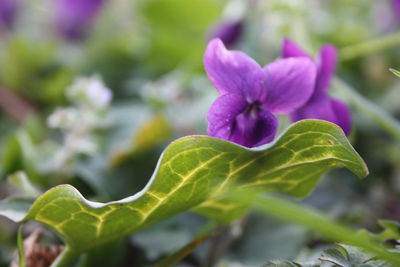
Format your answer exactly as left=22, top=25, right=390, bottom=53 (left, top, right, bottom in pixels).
left=55, top=0, right=105, bottom=41
left=204, top=39, right=316, bottom=148
left=208, top=20, right=244, bottom=48
left=0, top=0, right=18, bottom=30
left=282, top=39, right=352, bottom=135
left=393, top=0, right=400, bottom=20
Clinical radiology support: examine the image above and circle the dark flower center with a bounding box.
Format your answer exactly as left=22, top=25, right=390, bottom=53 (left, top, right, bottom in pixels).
left=244, top=101, right=262, bottom=117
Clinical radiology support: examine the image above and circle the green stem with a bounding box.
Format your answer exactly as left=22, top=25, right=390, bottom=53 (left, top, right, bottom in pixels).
left=51, top=247, right=77, bottom=267
left=339, top=32, right=400, bottom=61
left=334, top=78, right=400, bottom=140
left=17, top=225, right=26, bottom=267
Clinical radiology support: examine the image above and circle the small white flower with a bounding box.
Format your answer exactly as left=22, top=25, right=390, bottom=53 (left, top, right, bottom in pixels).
left=45, top=74, right=112, bottom=174
left=87, top=78, right=113, bottom=110
left=47, top=107, right=78, bottom=129
left=66, top=75, right=113, bottom=109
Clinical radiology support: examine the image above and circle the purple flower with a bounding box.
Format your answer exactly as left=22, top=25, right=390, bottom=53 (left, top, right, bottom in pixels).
left=208, top=20, right=244, bottom=48
left=0, top=0, right=18, bottom=30
left=282, top=39, right=352, bottom=135
left=55, top=0, right=105, bottom=41
left=393, top=0, right=400, bottom=20
left=204, top=39, right=317, bottom=148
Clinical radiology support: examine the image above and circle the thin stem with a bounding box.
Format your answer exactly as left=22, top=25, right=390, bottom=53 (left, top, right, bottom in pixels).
left=17, top=225, right=26, bottom=267
left=51, top=247, right=77, bottom=267
left=202, top=217, right=247, bottom=267
left=339, top=32, right=400, bottom=61
left=334, top=78, right=400, bottom=140
left=202, top=226, right=225, bottom=267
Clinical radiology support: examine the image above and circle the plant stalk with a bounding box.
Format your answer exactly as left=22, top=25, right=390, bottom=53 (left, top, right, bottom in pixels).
left=334, top=78, right=400, bottom=140
left=51, top=247, right=77, bottom=267
left=339, top=32, right=400, bottom=61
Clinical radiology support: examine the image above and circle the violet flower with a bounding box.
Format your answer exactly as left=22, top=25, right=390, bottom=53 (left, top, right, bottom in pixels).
left=55, top=0, right=105, bottom=41
left=393, top=0, right=400, bottom=20
left=282, top=39, right=352, bottom=135
left=205, top=39, right=317, bottom=148
left=0, top=0, right=18, bottom=30
left=208, top=20, right=243, bottom=48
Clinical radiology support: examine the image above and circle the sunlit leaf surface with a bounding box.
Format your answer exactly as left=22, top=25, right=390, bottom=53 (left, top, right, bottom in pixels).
left=2, top=120, right=367, bottom=254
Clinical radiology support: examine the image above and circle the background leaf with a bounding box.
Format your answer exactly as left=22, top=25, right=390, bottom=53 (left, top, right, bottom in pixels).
left=0, top=197, right=35, bottom=222
left=242, top=194, right=400, bottom=266
left=140, top=0, right=222, bottom=72
left=334, top=78, right=400, bottom=141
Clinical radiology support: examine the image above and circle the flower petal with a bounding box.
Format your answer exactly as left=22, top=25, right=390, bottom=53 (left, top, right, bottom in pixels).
left=232, top=109, right=278, bottom=147
left=262, top=57, right=317, bottom=114
left=289, top=96, right=352, bottom=135
left=208, top=20, right=243, bottom=48
left=393, top=0, right=400, bottom=20
left=315, top=45, right=337, bottom=94
left=281, top=38, right=310, bottom=59
left=289, top=96, right=334, bottom=122
left=207, top=93, right=278, bottom=147
left=0, top=0, right=19, bottom=30
left=207, top=93, right=248, bottom=139
left=55, top=0, right=104, bottom=41
left=204, top=38, right=264, bottom=96
left=331, top=99, right=352, bottom=136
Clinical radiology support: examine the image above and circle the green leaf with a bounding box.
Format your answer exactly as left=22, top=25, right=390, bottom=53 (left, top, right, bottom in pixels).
left=261, top=244, right=396, bottom=267
left=7, top=171, right=41, bottom=198
left=0, top=38, right=67, bottom=104
left=320, top=247, right=350, bottom=267
left=0, top=197, right=35, bottom=222
left=240, top=194, right=400, bottom=266
left=377, top=220, right=400, bottom=241
left=1, top=133, right=22, bottom=177
left=320, top=244, right=397, bottom=267
left=4, top=120, right=367, bottom=258
left=110, top=114, right=173, bottom=167
left=193, top=199, right=251, bottom=223
left=141, top=0, right=222, bottom=72
left=389, top=68, right=400, bottom=78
